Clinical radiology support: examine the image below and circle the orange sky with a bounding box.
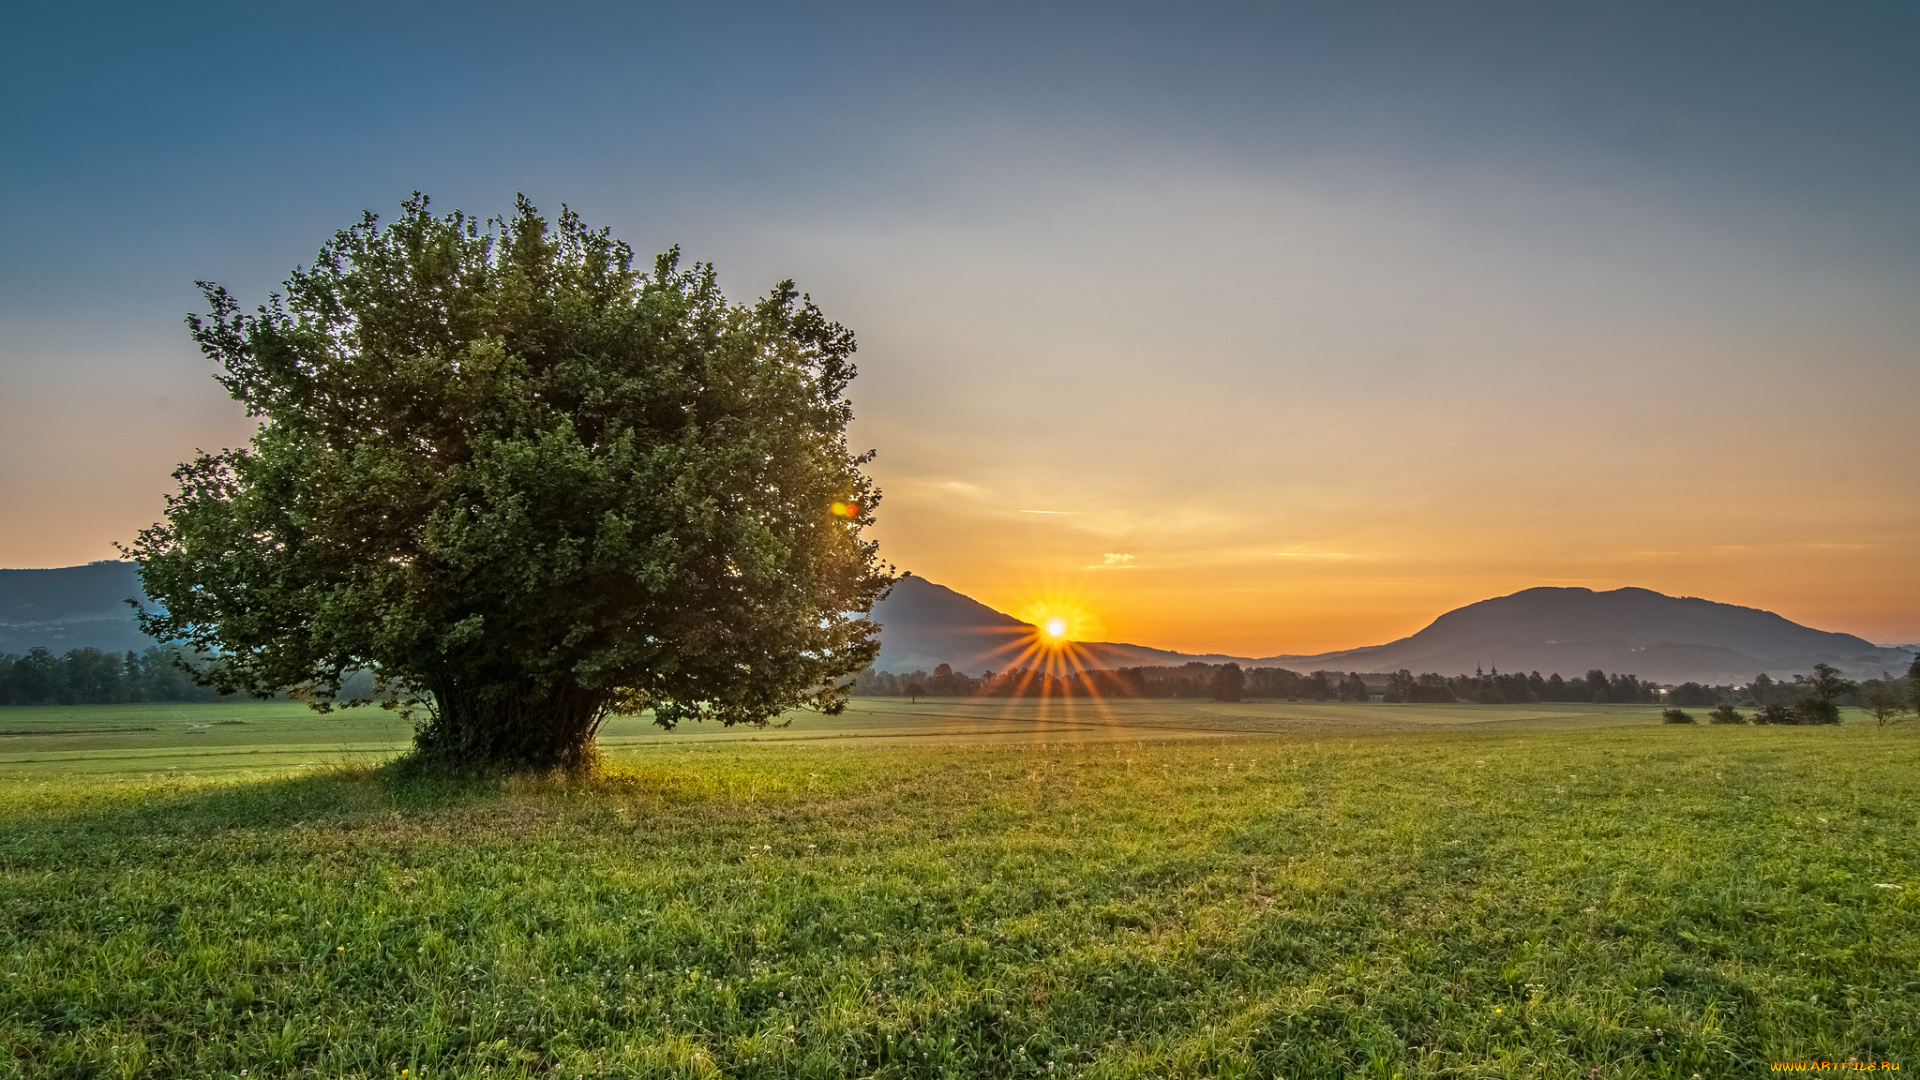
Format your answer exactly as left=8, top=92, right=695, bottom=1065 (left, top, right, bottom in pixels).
left=6, top=161, right=1918, bottom=651
left=3, top=6, right=1917, bottom=652
left=6, top=163, right=1917, bottom=652
left=830, top=163, right=1920, bottom=652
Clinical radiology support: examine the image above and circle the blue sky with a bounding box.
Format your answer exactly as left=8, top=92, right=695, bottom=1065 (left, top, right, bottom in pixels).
left=4, top=2, right=1917, bottom=649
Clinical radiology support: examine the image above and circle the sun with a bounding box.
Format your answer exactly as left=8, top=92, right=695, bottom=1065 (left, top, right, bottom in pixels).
left=966, top=583, right=1123, bottom=702
left=1013, top=588, right=1106, bottom=650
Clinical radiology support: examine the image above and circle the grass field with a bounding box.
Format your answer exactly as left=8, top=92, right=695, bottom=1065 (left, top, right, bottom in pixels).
left=0, top=698, right=1670, bottom=781
left=0, top=699, right=1914, bottom=1077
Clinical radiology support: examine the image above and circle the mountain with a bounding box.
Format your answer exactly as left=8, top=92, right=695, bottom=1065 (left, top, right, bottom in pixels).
left=0, top=561, right=161, bottom=656
left=869, top=575, right=1260, bottom=673
left=9, top=563, right=1909, bottom=686
left=1255, top=587, right=1913, bottom=684
left=872, top=577, right=1915, bottom=685
left=867, top=575, right=1033, bottom=673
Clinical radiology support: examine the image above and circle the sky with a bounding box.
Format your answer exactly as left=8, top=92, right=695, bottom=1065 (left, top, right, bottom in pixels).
left=3, top=1, right=1917, bottom=654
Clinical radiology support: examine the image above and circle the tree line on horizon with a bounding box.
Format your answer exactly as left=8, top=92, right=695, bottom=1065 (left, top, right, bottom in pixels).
left=852, top=660, right=1915, bottom=717
left=0, top=646, right=230, bottom=706
left=853, top=662, right=1665, bottom=703
left=0, top=646, right=395, bottom=707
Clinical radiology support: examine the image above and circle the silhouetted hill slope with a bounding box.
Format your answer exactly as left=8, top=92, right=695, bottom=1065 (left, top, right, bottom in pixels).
left=869, top=575, right=1031, bottom=673
left=869, top=575, right=1262, bottom=673
left=0, top=562, right=160, bottom=655
left=1258, top=586, right=1912, bottom=684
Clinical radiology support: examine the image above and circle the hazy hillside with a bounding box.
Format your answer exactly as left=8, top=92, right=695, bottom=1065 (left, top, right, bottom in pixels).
left=1263, top=587, right=1913, bottom=684
left=0, top=562, right=159, bottom=655
left=868, top=576, right=1032, bottom=673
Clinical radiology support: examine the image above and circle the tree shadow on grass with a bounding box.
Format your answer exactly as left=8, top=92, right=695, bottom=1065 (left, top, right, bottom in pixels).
left=0, top=760, right=520, bottom=847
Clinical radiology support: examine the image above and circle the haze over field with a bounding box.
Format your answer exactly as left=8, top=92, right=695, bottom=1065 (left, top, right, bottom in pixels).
left=3, top=2, right=1916, bottom=652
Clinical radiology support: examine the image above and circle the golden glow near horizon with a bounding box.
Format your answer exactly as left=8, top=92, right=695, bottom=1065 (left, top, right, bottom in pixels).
left=861, top=450, right=1920, bottom=655
left=824, top=141, right=1919, bottom=653
left=959, top=598, right=1116, bottom=706
left=3, top=9, right=1919, bottom=658
left=8, top=133, right=1920, bottom=651
left=1013, top=588, right=1106, bottom=647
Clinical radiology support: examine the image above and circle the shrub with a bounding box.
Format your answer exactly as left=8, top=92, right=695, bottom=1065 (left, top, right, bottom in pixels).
left=1752, top=703, right=1791, bottom=726
left=1789, top=695, right=1841, bottom=725
left=1707, top=703, right=1746, bottom=724
left=1669, top=681, right=1719, bottom=707
left=1661, top=708, right=1695, bottom=724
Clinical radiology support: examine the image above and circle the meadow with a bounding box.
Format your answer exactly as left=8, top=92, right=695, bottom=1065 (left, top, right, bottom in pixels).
left=0, top=698, right=1913, bottom=1078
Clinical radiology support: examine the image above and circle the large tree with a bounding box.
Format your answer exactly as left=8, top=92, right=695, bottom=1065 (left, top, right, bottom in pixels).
left=128, top=195, right=894, bottom=772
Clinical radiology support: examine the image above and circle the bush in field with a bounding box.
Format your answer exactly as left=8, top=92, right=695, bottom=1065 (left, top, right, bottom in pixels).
left=1668, top=682, right=1719, bottom=707
left=1707, top=703, right=1746, bottom=724
left=128, top=195, right=892, bottom=773
left=1752, top=703, right=1791, bottom=726
left=1789, top=695, right=1841, bottom=725
left=1660, top=708, right=1695, bottom=724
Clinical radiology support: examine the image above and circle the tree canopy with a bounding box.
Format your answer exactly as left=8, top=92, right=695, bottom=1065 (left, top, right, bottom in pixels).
left=128, top=195, right=893, bottom=771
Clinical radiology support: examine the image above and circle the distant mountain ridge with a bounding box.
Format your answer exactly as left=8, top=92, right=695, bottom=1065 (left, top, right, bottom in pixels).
left=6, top=563, right=1911, bottom=686
left=0, top=561, right=160, bottom=656
left=872, top=576, right=1914, bottom=685
left=1254, top=586, right=1912, bottom=685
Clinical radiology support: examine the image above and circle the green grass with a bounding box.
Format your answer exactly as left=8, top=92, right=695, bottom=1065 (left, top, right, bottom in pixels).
left=0, top=698, right=1669, bottom=781
left=0, top=700, right=1914, bottom=1077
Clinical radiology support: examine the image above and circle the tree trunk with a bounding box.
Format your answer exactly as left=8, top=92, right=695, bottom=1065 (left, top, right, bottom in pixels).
left=410, top=680, right=608, bottom=773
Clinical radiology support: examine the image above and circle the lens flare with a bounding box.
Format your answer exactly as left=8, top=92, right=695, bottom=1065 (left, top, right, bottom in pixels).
left=830, top=501, right=860, bottom=518
left=958, top=583, right=1119, bottom=711
left=1014, top=593, right=1105, bottom=645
